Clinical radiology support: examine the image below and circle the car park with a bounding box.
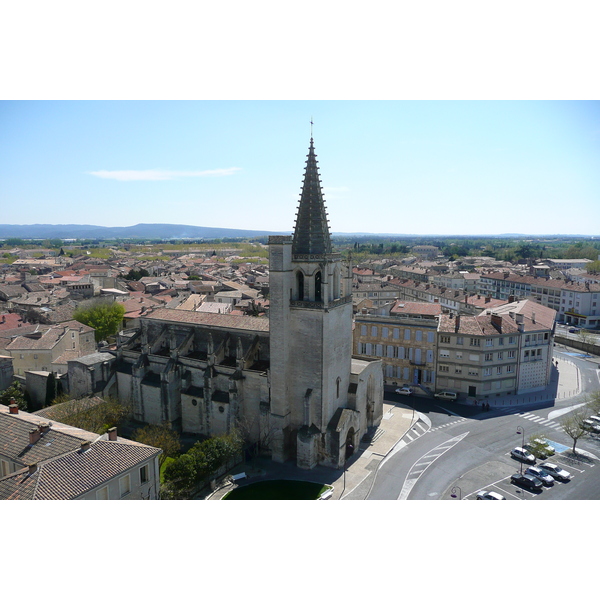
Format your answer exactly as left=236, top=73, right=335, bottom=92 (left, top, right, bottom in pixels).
left=476, top=490, right=506, bottom=500
left=434, top=391, right=457, bottom=401
left=524, top=440, right=555, bottom=459
left=511, top=447, right=536, bottom=464
left=510, top=472, right=543, bottom=491
left=525, top=466, right=554, bottom=486
left=394, top=386, right=412, bottom=395
left=539, top=463, right=571, bottom=482
left=582, top=419, right=600, bottom=433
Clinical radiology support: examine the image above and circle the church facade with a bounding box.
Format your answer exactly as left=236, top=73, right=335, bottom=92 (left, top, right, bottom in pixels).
left=108, top=137, right=384, bottom=469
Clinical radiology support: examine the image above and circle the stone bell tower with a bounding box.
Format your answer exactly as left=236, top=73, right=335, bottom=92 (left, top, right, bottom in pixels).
left=268, top=136, right=354, bottom=469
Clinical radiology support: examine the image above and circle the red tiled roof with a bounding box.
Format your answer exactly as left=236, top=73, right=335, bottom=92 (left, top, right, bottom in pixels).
left=144, top=307, right=269, bottom=332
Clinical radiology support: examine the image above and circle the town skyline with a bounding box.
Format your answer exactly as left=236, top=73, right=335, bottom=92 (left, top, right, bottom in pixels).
left=2, top=101, right=599, bottom=238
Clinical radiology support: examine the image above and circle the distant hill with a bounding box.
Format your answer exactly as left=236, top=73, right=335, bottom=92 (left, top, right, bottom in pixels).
left=0, top=223, right=592, bottom=241
left=0, top=223, right=287, bottom=240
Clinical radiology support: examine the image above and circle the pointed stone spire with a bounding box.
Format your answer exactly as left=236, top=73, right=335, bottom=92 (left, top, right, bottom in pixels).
left=292, top=138, right=332, bottom=256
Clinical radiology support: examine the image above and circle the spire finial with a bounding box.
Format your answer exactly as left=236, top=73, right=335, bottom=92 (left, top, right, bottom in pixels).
left=310, top=117, right=313, bottom=140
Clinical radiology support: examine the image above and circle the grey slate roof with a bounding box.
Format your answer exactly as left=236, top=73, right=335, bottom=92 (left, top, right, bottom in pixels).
left=291, top=138, right=333, bottom=257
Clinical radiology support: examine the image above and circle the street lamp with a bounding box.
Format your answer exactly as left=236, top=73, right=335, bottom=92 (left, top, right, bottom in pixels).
left=516, top=426, right=525, bottom=474
left=450, top=486, right=462, bottom=500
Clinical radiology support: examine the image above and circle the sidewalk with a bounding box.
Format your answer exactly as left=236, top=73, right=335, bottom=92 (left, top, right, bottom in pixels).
left=206, top=352, right=590, bottom=501
left=205, top=400, right=416, bottom=501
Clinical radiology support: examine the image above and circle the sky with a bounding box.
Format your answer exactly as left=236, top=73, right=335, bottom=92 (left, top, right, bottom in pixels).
left=2, top=100, right=599, bottom=237
left=3, top=1, right=598, bottom=586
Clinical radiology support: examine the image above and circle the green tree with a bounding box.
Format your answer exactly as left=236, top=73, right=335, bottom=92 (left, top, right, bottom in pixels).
left=162, top=454, right=198, bottom=498
left=133, top=423, right=181, bottom=467
left=73, top=299, right=125, bottom=342
left=586, top=260, right=600, bottom=274
left=0, top=381, right=27, bottom=410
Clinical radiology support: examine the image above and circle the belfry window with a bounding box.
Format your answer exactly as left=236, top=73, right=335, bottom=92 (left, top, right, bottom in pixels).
left=296, top=271, right=305, bottom=301
left=315, top=271, right=322, bottom=302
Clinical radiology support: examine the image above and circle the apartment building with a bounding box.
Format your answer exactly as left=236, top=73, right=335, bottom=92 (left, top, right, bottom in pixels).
left=351, top=281, right=398, bottom=308
left=480, top=272, right=600, bottom=328
left=558, top=281, right=600, bottom=328
left=353, top=301, right=441, bottom=388
left=436, top=299, right=555, bottom=399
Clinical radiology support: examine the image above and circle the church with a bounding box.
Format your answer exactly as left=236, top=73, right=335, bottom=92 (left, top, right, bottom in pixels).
left=109, top=137, right=384, bottom=469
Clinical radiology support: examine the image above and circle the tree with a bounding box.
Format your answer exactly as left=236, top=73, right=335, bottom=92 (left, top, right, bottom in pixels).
left=133, top=423, right=181, bottom=466
left=73, top=299, right=125, bottom=342
left=561, top=407, right=590, bottom=454
left=585, top=260, right=600, bottom=274
left=162, top=454, right=198, bottom=498
left=49, top=395, right=130, bottom=434
left=0, top=381, right=27, bottom=410
left=585, top=391, right=600, bottom=416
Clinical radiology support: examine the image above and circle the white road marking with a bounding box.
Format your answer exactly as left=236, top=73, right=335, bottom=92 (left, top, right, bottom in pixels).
left=398, top=432, right=469, bottom=500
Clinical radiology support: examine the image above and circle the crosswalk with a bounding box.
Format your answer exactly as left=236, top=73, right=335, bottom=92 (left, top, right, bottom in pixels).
left=402, top=420, right=430, bottom=443
left=498, top=408, right=565, bottom=433
left=429, top=418, right=467, bottom=433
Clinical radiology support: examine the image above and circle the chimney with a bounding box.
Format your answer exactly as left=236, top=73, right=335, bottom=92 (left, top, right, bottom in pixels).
left=455, top=315, right=461, bottom=333
left=80, top=440, right=91, bottom=452
left=9, top=402, right=19, bottom=414
left=29, top=428, right=41, bottom=445
left=28, top=463, right=37, bottom=475
left=39, top=422, right=51, bottom=434
left=108, top=427, right=117, bottom=441
left=491, top=313, right=503, bottom=331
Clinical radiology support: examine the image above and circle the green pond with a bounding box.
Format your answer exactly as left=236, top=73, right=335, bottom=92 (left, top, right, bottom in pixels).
left=223, top=479, right=331, bottom=500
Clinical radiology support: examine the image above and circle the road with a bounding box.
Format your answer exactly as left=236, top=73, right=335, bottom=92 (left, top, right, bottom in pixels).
left=368, top=348, right=600, bottom=500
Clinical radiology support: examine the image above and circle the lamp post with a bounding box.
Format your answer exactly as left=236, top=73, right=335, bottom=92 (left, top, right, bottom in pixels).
left=450, top=486, right=462, bottom=500
left=516, top=426, right=525, bottom=474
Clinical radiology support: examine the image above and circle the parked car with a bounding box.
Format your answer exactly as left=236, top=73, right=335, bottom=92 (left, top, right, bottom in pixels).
left=434, top=391, right=457, bottom=401
left=568, top=327, right=579, bottom=333
left=511, top=472, right=543, bottom=491
left=588, top=415, right=600, bottom=425
left=394, top=386, right=412, bottom=395
left=476, top=490, right=506, bottom=500
left=511, top=447, right=536, bottom=464
left=539, top=462, right=571, bottom=482
left=525, top=466, right=554, bottom=486
left=582, top=419, right=600, bottom=433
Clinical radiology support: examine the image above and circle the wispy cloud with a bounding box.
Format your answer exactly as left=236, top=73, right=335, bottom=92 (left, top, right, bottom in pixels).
left=87, top=168, right=242, bottom=181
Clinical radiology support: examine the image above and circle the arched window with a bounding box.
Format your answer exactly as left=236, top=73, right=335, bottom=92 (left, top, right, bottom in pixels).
left=315, top=271, right=322, bottom=302
left=296, top=271, right=304, bottom=301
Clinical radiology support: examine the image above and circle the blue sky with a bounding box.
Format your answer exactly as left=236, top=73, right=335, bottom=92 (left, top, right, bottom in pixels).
left=1, top=100, right=598, bottom=236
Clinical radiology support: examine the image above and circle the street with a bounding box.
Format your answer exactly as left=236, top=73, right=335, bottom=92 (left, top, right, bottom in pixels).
left=368, top=347, right=600, bottom=500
